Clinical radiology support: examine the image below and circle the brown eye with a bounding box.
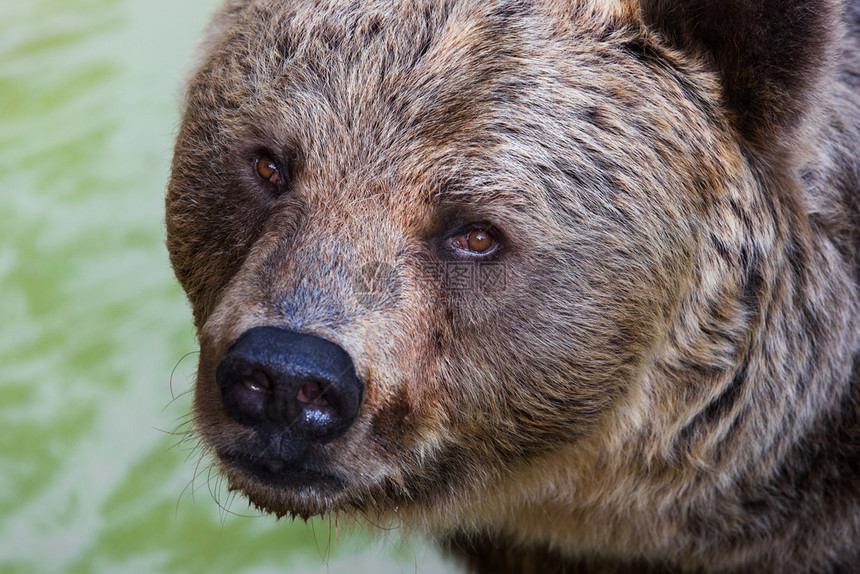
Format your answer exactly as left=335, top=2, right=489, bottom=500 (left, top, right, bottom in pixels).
left=454, top=229, right=498, bottom=255
left=254, top=155, right=282, bottom=185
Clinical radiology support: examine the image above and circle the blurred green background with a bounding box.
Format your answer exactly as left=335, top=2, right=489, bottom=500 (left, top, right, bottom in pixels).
left=0, top=1, right=449, bottom=572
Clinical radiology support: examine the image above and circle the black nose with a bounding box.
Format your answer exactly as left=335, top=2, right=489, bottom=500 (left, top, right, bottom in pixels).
left=215, top=327, right=363, bottom=443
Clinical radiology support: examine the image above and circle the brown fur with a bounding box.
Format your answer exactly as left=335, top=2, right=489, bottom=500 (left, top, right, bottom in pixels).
left=167, top=0, right=860, bottom=571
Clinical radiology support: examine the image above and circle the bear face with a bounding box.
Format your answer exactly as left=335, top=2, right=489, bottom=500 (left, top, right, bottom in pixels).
left=168, top=0, right=860, bottom=570
left=170, top=0, right=720, bottom=516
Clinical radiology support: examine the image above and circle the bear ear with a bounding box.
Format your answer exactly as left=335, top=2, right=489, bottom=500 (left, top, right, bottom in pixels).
left=637, top=0, right=840, bottom=150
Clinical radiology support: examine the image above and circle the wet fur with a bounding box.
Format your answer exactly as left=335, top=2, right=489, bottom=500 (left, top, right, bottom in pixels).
left=167, top=0, right=860, bottom=571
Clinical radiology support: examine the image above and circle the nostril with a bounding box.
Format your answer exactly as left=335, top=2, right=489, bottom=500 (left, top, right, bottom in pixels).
left=217, top=366, right=274, bottom=429
left=296, top=380, right=328, bottom=406
left=296, top=381, right=336, bottom=417
left=243, top=370, right=272, bottom=395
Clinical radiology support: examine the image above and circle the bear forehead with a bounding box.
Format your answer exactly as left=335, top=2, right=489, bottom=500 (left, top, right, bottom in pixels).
left=196, top=0, right=635, bottom=109
left=183, top=0, right=659, bottom=207
left=197, top=1, right=531, bottom=107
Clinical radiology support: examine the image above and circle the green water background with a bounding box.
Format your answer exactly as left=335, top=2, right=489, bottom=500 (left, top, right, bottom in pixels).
left=0, top=1, right=449, bottom=572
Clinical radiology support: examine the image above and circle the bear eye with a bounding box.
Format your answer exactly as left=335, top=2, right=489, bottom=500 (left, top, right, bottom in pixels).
left=254, top=155, right=282, bottom=186
left=450, top=228, right=499, bottom=256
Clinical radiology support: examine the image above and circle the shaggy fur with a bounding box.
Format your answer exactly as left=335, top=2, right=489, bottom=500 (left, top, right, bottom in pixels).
left=166, top=0, right=860, bottom=571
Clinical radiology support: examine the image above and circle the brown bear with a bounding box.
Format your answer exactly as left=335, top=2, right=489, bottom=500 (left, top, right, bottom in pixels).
left=166, top=0, right=860, bottom=571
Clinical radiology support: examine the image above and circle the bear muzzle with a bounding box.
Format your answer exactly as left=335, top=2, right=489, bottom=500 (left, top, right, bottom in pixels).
left=213, top=326, right=364, bottom=486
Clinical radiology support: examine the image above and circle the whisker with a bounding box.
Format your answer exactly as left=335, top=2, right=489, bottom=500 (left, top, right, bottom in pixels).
left=168, top=351, right=200, bottom=402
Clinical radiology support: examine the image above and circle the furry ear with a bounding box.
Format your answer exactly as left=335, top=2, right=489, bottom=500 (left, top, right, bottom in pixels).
left=638, top=0, right=841, bottom=150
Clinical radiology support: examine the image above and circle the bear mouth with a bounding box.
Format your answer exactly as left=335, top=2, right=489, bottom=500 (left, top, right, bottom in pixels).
left=217, top=448, right=346, bottom=492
